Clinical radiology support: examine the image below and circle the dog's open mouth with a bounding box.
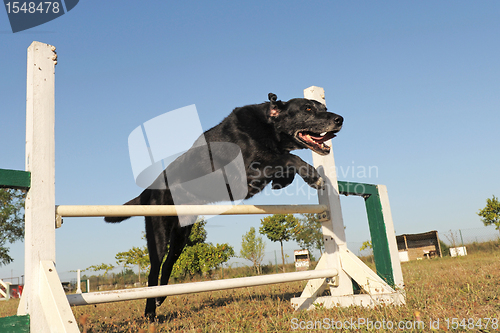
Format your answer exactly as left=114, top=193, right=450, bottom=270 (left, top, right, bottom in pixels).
left=296, top=131, right=337, bottom=155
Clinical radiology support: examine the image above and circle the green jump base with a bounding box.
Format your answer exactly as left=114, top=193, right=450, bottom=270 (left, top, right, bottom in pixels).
left=0, top=315, right=30, bottom=333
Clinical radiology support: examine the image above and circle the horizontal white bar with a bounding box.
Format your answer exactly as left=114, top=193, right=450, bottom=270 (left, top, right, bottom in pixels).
left=56, top=204, right=328, bottom=217
left=67, top=269, right=337, bottom=306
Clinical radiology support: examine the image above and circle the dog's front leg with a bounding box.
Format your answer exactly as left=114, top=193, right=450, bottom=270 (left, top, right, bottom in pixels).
left=271, top=173, right=295, bottom=189
left=275, top=154, right=325, bottom=190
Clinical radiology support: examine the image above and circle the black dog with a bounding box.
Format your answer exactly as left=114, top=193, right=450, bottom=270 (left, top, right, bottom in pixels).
left=105, top=93, right=343, bottom=320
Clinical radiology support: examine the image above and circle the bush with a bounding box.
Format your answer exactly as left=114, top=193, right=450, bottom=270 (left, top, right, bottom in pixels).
left=171, top=243, right=234, bottom=280
left=439, top=240, right=450, bottom=256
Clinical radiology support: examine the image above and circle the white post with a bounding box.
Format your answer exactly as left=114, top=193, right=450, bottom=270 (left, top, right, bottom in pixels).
left=20, top=40, right=56, bottom=320
left=301, top=86, right=353, bottom=299
left=19, top=41, right=79, bottom=332
left=76, top=270, right=82, bottom=294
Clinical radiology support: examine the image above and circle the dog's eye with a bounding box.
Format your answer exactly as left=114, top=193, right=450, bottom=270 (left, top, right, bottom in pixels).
left=306, top=107, right=312, bottom=112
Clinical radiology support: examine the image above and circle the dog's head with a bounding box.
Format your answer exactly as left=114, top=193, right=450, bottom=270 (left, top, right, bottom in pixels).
left=267, top=93, right=343, bottom=156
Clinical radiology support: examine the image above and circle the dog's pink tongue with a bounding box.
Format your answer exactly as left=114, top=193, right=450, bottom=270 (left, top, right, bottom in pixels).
left=309, top=132, right=336, bottom=143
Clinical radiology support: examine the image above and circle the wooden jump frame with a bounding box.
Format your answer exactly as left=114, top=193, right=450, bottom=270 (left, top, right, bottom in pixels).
left=3, top=42, right=404, bottom=332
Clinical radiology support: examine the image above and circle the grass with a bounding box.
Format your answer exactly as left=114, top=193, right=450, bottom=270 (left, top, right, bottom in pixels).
left=2, top=251, right=500, bottom=332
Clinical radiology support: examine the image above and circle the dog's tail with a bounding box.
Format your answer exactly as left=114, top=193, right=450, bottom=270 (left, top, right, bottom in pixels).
left=104, top=195, right=141, bottom=223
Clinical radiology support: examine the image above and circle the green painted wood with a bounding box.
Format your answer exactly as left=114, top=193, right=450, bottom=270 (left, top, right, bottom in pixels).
left=364, top=188, right=395, bottom=286
left=337, top=181, right=395, bottom=287
left=0, top=315, right=30, bottom=333
left=0, top=169, right=31, bottom=190
left=337, top=180, right=378, bottom=196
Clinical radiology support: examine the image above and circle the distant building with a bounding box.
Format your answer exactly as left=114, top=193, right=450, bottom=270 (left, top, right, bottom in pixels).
left=396, top=231, right=442, bottom=262
left=294, top=249, right=311, bottom=271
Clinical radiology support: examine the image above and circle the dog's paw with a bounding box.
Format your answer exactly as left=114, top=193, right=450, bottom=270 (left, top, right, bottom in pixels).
left=299, top=168, right=325, bottom=190
left=309, top=176, right=325, bottom=190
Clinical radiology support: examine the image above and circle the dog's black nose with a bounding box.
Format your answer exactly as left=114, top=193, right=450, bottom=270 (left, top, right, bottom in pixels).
left=334, top=115, right=344, bottom=126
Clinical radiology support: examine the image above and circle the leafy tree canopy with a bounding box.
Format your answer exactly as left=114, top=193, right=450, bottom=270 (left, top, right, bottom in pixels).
left=115, top=247, right=149, bottom=270
left=294, top=213, right=324, bottom=257
left=0, top=189, right=26, bottom=266
left=187, top=218, right=208, bottom=246
left=259, top=214, right=299, bottom=272
left=115, top=246, right=150, bottom=283
left=240, top=227, right=266, bottom=274
left=477, top=195, right=500, bottom=233
left=172, top=242, right=234, bottom=279
left=85, top=263, right=115, bottom=276
left=259, top=214, right=299, bottom=243
left=360, top=240, right=373, bottom=252
left=171, top=217, right=234, bottom=279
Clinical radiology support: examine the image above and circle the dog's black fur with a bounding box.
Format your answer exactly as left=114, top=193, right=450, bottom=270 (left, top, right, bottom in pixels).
left=105, top=93, right=343, bottom=320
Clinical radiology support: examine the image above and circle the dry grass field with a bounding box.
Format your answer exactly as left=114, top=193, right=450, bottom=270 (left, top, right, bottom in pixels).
left=2, top=250, right=500, bottom=332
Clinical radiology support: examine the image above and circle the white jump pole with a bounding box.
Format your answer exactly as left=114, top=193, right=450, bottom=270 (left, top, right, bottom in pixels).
left=55, top=204, right=328, bottom=218
left=67, top=269, right=337, bottom=306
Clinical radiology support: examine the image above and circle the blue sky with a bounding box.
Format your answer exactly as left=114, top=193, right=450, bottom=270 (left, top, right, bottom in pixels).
left=1, top=1, right=499, bottom=281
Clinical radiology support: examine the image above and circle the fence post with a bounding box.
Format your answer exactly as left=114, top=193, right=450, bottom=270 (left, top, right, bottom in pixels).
left=76, top=270, right=82, bottom=294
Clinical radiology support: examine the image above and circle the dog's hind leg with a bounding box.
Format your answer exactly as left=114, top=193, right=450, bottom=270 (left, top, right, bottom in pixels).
left=144, top=216, right=169, bottom=321
left=154, top=223, right=194, bottom=308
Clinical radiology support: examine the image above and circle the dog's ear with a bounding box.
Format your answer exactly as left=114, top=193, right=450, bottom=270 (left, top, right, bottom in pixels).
left=268, top=93, right=277, bottom=103
left=268, top=93, right=280, bottom=118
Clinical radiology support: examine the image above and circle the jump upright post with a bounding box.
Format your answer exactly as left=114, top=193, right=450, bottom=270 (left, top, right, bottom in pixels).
left=16, top=42, right=404, bottom=333
left=17, top=42, right=81, bottom=332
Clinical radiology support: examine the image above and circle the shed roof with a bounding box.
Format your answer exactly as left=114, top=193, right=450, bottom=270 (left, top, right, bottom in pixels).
left=396, top=230, right=439, bottom=242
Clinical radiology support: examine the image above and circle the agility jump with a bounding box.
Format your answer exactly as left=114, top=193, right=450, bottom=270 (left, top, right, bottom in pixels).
left=2, top=41, right=404, bottom=333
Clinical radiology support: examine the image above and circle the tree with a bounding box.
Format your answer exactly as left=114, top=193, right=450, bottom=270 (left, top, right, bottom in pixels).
left=187, top=218, right=208, bottom=246
left=294, top=213, right=324, bottom=258
left=115, top=246, right=149, bottom=284
left=0, top=189, right=26, bottom=266
left=84, top=263, right=116, bottom=287
left=359, top=240, right=373, bottom=254
left=478, top=195, right=500, bottom=235
left=85, top=263, right=115, bottom=276
left=108, top=218, right=234, bottom=282
left=259, top=214, right=299, bottom=272
left=172, top=242, right=234, bottom=279
left=240, top=227, right=266, bottom=274
left=170, top=218, right=235, bottom=279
